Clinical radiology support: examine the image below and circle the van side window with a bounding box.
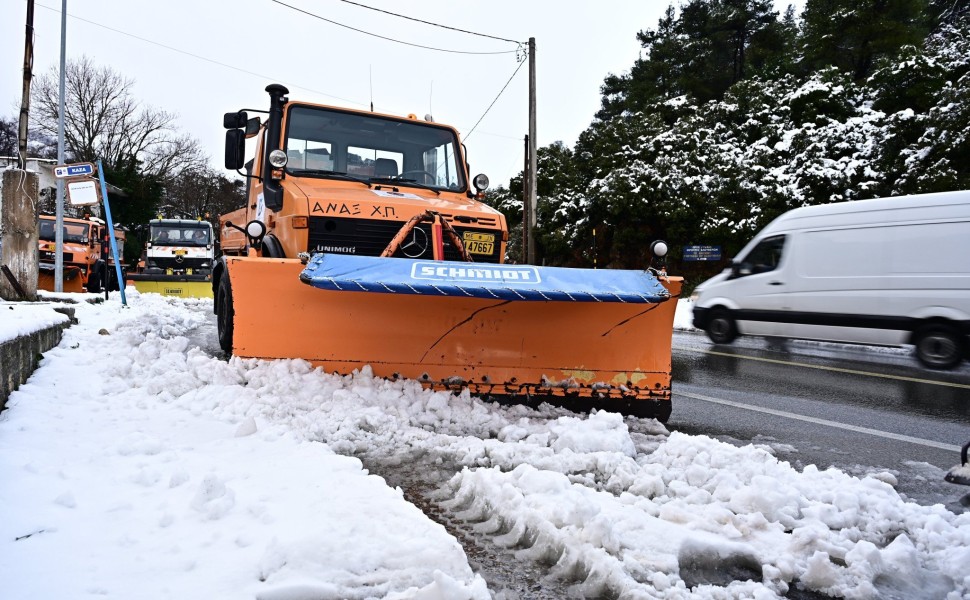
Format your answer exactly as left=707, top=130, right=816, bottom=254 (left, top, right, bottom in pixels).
left=737, top=234, right=786, bottom=276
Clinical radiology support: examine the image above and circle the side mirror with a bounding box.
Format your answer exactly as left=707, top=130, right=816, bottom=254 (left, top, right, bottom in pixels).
left=223, top=111, right=248, bottom=129
left=225, top=129, right=246, bottom=170
left=245, top=117, right=262, bottom=138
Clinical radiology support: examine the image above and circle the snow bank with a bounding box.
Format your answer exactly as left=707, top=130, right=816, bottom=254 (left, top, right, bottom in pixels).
left=2, top=293, right=968, bottom=599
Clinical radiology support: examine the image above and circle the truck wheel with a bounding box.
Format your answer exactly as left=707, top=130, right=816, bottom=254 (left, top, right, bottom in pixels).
left=706, top=309, right=737, bottom=344
left=216, top=268, right=234, bottom=355
left=86, top=263, right=103, bottom=293
left=914, top=323, right=964, bottom=370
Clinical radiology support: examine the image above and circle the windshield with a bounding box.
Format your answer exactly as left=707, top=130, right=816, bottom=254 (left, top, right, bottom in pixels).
left=151, top=224, right=211, bottom=246
left=39, top=219, right=89, bottom=243
left=284, top=105, right=466, bottom=192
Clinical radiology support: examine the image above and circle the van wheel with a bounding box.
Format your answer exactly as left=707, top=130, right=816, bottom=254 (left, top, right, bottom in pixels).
left=216, top=268, right=234, bottom=355
left=706, top=309, right=737, bottom=344
left=913, top=324, right=964, bottom=370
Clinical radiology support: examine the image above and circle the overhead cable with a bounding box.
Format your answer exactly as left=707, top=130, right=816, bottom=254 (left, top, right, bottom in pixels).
left=335, top=0, right=521, bottom=44
left=271, top=0, right=518, bottom=55
left=34, top=2, right=364, bottom=107
left=464, top=57, right=527, bottom=141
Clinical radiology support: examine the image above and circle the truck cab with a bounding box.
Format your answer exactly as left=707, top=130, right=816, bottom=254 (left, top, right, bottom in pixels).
left=218, top=84, right=506, bottom=268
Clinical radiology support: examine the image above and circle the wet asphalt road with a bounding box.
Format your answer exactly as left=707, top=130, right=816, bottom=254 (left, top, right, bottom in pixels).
left=668, top=331, right=970, bottom=513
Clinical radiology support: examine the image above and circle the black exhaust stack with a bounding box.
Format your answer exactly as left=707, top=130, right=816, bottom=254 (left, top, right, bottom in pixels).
left=262, top=84, right=289, bottom=212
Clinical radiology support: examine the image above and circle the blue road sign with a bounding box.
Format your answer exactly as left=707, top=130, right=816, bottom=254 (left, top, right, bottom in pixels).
left=683, top=245, right=722, bottom=261
left=54, top=163, right=95, bottom=178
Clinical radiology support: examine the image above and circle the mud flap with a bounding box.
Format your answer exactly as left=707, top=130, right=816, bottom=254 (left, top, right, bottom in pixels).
left=226, top=255, right=681, bottom=419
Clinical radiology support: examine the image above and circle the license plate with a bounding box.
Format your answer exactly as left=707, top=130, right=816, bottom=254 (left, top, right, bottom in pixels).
left=463, top=232, right=495, bottom=255
left=174, top=249, right=187, bottom=256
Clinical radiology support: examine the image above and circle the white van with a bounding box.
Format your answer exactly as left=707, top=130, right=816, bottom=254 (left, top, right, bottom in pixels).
left=691, top=191, right=970, bottom=369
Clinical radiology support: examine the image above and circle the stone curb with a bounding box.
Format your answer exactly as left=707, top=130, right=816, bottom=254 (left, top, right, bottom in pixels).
left=1, top=307, right=76, bottom=411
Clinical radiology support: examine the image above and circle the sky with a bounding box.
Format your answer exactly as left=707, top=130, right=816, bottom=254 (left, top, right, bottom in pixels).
left=3, top=0, right=803, bottom=189
left=3, top=293, right=970, bottom=599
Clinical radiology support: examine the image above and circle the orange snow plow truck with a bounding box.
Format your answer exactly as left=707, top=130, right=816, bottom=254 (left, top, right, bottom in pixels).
left=37, top=214, right=125, bottom=293
left=217, top=84, right=682, bottom=421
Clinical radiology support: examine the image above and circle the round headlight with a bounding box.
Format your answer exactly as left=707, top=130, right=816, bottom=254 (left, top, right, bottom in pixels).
left=473, top=173, right=490, bottom=192
left=268, top=149, right=288, bottom=168
left=650, top=240, right=668, bottom=258
left=246, top=220, right=267, bottom=238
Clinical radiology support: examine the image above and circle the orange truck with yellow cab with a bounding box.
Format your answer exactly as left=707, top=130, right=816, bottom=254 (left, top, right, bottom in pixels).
left=216, top=84, right=681, bottom=421
left=37, top=214, right=126, bottom=293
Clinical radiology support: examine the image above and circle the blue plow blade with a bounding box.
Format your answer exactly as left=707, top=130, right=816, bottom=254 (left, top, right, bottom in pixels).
left=299, top=254, right=670, bottom=303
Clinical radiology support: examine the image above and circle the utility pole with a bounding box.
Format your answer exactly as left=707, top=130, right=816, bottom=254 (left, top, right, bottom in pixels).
left=17, top=0, right=35, bottom=170
left=526, top=38, right=536, bottom=265
left=55, top=0, right=67, bottom=292
left=526, top=37, right=537, bottom=265
left=522, top=134, right=530, bottom=263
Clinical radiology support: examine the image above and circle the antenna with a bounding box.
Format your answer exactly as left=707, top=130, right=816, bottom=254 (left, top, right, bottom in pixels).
left=429, top=80, right=433, bottom=121
left=369, top=65, right=374, bottom=112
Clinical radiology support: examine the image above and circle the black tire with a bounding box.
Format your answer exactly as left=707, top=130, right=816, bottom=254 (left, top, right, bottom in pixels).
left=706, top=308, right=737, bottom=344
left=86, top=262, right=104, bottom=293
left=913, top=323, right=964, bottom=370
left=263, top=236, right=285, bottom=258
left=216, top=267, right=234, bottom=355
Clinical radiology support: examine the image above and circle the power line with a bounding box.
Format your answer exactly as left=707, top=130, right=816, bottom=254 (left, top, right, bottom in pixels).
left=464, top=57, right=527, bottom=142
left=334, top=0, right=522, bottom=44
left=34, top=1, right=365, bottom=107
left=271, top=0, right=518, bottom=55
left=32, top=1, right=526, bottom=144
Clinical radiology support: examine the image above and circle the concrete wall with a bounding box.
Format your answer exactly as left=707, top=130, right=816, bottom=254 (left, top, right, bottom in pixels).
left=1, top=169, right=40, bottom=301
left=0, top=309, right=73, bottom=411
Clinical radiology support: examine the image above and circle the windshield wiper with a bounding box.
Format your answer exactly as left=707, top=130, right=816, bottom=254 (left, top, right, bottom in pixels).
left=289, top=169, right=372, bottom=188
left=369, top=176, right=441, bottom=195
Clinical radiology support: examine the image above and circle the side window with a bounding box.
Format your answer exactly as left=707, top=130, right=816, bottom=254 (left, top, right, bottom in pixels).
left=737, top=234, right=786, bottom=277
left=422, top=142, right=461, bottom=189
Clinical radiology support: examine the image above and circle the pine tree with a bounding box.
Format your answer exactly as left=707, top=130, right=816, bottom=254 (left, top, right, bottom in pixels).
left=802, top=0, right=929, bottom=80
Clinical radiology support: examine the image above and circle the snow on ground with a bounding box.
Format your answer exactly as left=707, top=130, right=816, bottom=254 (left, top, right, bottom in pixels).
left=1, top=300, right=72, bottom=340
left=2, top=293, right=970, bottom=599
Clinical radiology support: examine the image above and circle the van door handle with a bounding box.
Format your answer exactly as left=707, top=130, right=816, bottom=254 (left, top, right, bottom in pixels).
left=769, top=281, right=784, bottom=286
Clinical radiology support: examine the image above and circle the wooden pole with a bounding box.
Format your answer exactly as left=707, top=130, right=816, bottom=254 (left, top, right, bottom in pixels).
left=526, top=37, right=537, bottom=265
left=522, top=134, right=529, bottom=263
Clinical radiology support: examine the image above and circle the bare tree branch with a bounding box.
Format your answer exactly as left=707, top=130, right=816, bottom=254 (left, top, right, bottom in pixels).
left=30, top=55, right=202, bottom=179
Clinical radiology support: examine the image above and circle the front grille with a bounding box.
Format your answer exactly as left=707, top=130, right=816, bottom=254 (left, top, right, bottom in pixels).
left=308, top=217, right=502, bottom=263
left=150, top=256, right=211, bottom=272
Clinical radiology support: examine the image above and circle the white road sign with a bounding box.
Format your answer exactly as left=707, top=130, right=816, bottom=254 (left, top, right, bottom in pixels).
left=67, top=179, right=101, bottom=206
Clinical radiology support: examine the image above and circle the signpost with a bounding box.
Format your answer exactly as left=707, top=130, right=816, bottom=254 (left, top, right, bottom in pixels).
left=96, top=159, right=127, bottom=306
left=50, top=160, right=128, bottom=306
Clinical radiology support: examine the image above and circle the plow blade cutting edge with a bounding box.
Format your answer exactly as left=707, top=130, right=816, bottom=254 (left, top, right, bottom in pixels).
left=223, top=254, right=682, bottom=420
left=129, top=274, right=213, bottom=298
left=37, top=264, right=85, bottom=293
